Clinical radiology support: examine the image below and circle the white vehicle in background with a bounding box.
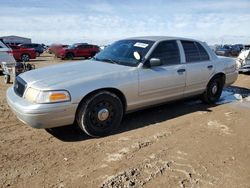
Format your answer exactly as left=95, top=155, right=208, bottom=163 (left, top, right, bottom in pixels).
left=0, top=40, right=16, bottom=83
left=236, top=49, right=250, bottom=73
left=0, top=40, right=16, bottom=65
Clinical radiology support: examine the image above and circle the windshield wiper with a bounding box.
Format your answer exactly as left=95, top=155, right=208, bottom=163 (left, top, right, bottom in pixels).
left=98, top=58, right=120, bottom=65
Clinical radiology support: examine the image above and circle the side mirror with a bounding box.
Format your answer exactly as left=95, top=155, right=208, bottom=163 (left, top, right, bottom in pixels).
left=149, top=58, right=161, bottom=67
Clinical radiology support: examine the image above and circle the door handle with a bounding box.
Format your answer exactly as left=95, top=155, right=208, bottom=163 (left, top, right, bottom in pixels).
left=207, top=65, right=213, bottom=69
left=177, top=69, right=186, bottom=73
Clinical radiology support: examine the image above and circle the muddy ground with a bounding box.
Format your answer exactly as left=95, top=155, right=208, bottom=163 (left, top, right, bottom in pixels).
left=0, top=53, right=250, bottom=188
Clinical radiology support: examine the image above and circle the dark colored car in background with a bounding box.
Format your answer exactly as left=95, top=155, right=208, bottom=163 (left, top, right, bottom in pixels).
left=215, top=45, right=231, bottom=56
left=56, top=43, right=100, bottom=60
left=9, top=45, right=36, bottom=62
left=215, top=45, right=241, bottom=57
left=19, top=43, right=44, bottom=57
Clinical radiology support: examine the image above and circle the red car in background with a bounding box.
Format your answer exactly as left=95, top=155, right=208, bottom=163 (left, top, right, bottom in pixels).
left=56, top=43, right=100, bottom=60
left=48, top=44, right=68, bottom=54
left=9, top=45, right=36, bottom=62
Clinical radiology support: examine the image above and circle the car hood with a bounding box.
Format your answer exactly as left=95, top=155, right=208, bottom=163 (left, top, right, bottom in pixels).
left=19, top=60, right=132, bottom=89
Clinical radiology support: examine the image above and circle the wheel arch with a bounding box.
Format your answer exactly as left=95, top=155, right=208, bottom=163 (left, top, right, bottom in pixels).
left=66, top=52, right=75, bottom=57
left=75, top=87, right=127, bottom=118
left=208, top=72, right=226, bottom=86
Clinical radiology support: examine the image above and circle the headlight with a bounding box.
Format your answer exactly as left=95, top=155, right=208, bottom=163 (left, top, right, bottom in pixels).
left=24, top=88, right=71, bottom=103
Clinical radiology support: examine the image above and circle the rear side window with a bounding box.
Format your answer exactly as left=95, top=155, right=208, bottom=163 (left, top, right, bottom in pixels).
left=196, top=42, right=209, bottom=61
left=150, top=40, right=180, bottom=65
left=181, top=41, right=209, bottom=62
left=79, top=45, right=88, bottom=49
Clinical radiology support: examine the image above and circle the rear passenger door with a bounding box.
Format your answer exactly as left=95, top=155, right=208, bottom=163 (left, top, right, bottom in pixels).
left=181, top=40, right=214, bottom=96
left=138, top=40, right=186, bottom=101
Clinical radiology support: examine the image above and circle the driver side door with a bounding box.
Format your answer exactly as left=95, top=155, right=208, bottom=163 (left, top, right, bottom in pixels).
left=138, top=40, right=186, bottom=104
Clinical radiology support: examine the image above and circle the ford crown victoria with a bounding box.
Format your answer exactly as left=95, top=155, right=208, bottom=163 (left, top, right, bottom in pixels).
left=7, top=36, right=238, bottom=137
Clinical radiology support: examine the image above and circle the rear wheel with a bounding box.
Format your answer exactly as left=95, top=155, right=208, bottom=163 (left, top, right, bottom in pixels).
left=201, top=76, right=224, bottom=104
left=21, top=54, right=30, bottom=62
left=65, top=53, right=74, bottom=60
left=76, top=91, right=123, bottom=137
left=91, top=52, right=96, bottom=57
left=36, top=52, right=40, bottom=57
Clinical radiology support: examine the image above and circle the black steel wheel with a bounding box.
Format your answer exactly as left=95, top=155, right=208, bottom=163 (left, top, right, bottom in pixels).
left=201, top=76, right=224, bottom=104
left=76, top=91, right=123, bottom=137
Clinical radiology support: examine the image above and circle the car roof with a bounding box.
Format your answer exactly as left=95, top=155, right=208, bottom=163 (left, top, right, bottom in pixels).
left=125, top=36, right=202, bottom=43
left=74, top=43, right=88, bottom=45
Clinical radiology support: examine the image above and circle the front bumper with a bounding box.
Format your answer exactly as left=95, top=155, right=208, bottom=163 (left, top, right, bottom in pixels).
left=6, top=87, right=78, bottom=129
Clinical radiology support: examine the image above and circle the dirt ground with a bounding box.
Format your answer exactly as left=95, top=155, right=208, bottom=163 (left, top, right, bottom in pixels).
left=0, top=53, right=250, bottom=188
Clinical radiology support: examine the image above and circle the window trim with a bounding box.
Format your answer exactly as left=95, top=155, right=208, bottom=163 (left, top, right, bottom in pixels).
left=147, top=40, right=181, bottom=67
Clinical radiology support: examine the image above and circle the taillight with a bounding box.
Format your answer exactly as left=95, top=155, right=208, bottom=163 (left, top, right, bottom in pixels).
left=7, top=51, right=13, bottom=54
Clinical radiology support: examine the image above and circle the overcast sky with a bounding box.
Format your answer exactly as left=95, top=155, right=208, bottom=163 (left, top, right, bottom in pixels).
left=0, top=0, right=250, bottom=45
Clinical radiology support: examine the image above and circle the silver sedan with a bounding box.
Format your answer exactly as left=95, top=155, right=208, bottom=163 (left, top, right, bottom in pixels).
left=7, top=36, right=238, bottom=137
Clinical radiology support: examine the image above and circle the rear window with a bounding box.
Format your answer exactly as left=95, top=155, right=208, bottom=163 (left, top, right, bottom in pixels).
left=181, top=41, right=209, bottom=62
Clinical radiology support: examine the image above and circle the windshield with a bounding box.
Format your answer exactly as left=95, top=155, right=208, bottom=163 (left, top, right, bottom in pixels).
left=93, top=39, right=154, bottom=67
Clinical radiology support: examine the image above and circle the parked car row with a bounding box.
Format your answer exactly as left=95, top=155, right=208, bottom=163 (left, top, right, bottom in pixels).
left=19, top=43, right=45, bottom=57
left=48, top=43, right=100, bottom=60
left=9, top=45, right=36, bottom=62
left=0, top=40, right=35, bottom=84
left=215, top=44, right=242, bottom=57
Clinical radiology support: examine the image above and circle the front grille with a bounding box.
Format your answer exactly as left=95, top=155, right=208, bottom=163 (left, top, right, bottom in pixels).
left=14, top=76, right=27, bottom=97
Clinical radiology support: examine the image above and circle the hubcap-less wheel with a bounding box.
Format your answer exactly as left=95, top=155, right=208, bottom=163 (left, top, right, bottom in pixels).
left=201, top=76, right=223, bottom=104
left=77, top=91, right=123, bottom=137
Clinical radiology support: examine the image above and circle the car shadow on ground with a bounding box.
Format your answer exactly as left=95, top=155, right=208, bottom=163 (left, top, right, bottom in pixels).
left=29, top=59, right=48, bottom=62
left=46, top=86, right=250, bottom=142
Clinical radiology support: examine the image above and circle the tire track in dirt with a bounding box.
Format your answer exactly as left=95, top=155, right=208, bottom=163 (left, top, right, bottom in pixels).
left=100, top=149, right=219, bottom=188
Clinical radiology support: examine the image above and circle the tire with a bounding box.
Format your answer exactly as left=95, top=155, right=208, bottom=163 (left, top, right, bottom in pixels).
left=91, top=52, right=96, bottom=57
left=76, top=91, right=123, bottom=137
left=201, top=76, right=224, bottom=104
left=36, top=52, right=40, bottom=57
left=21, top=54, right=30, bottom=62
left=4, top=75, right=10, bottom=84
left=65, top=53, right=74, bottom=60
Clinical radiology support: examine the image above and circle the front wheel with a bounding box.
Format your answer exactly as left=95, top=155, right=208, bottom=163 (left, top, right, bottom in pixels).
left=36, top=52, right=40, bottom=57
left=76, top=91, right=123, bottom=137
left=201, top=76, right=224, bottom=104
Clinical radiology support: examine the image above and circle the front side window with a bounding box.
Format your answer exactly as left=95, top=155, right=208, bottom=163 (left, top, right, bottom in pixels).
left=94, top=40, right=154, bottom=67
left=150, top=40, right=180, bottom=65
